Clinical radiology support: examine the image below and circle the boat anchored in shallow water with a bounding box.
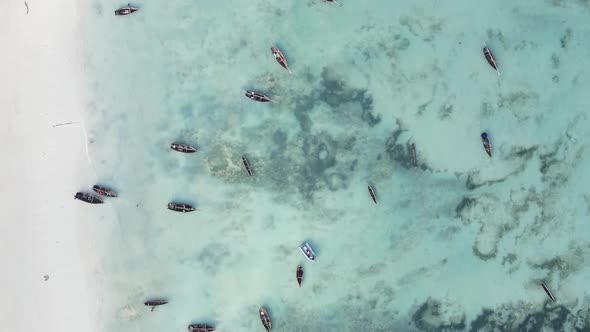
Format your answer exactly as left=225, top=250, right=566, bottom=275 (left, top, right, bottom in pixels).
left=187, top=323, right=216, bottom=332
left=299, top=241, right=316, bottom=262
left=540, top=282, right=556, bottom=303
left=168, top=202, right=196, bottom=213
left=483, top=42, right=500, bottom=76
left=296, top=265, right=304, bottom=287
left=242, top=155, right=253, bottom=176
left=368, top=185, right=377, bottom=204
left=271, top=45, right=292, bottom=73
left=244, top=90, right=274, bottom=103
left=93, top=185, right=118, bottom=197
left=114, top=4, right=139, bottom=16
left=171, top=143, right=198, bottom=153
left=481, top=132, right=492, bottom=157
left=144, top=299, right=168, bottom=312
left=74, top=192, right=103, bottom=204
left=322, top=0, right=342, bottom=5
left=259, top=307, right=272, bottom=332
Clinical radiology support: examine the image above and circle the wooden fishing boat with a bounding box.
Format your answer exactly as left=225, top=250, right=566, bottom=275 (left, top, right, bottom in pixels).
left=322, top=0, right=342, bottom=5
left=410, top=142, right=417, bottom=167
left=483, top=42, right=500, bottom=76
left=93, top=185, right=118, bottom=197
left=296, top=266, right=303, bottom=287
left=171, top=143, right=197, bottom=153
left=187, top=323, right=216, bottom=332
left=481, top=132, right=492, bottom=157
left=74, top=192, right=104, bottom=204
left=167, top=202, right=196, bottom=213
left=540, top=282, right=556, bottom=303
left=114, top=4, right=139, bottom=16
left=259, top=307, right=272, bottom=332
left=368, top=185, right=377, bottom=204
left=299, top=242, right=316, bottom=262
left=244, top=90, right=273, bottom=103
left=271, top=45, right=291, bottom=73
left=144, top=299, right=168, bottom=312
left=242, top=155, right=253, bottom=176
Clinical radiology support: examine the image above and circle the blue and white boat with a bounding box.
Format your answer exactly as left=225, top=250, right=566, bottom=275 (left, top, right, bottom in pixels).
left=299, top=242, right=316, bottom=261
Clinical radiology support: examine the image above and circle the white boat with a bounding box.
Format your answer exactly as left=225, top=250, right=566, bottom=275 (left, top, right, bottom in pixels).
left=299, top=242, right=316, bottom=261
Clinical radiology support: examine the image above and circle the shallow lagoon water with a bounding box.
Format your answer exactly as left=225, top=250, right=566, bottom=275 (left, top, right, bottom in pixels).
left=84, top=0, right=590, bottom=331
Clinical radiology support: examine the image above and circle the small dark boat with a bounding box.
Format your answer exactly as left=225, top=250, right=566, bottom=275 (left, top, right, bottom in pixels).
left=410, top=143, right=417, bottom=167
left=93, top=185, right=118, bottom=197
left=296, top=266, right=303, bottom=287
left=259, top=307, right=272, bottom=332
left=187, top=323, right=216, bottom=332
left=481, top=132, right=492, bottom=157
left=245, top=90, right=273, bottom=103
left=74, top=192, right=104, bottom=204
left=271, top=45, right=291, bottom=73
left=114, top=4, right=139, bottom=16
left=368, top=185, right=377, bottom=204
left=171, top=143, right=197, bottom=153
left=540, top=282, right=556, bottom=303
left=483, top=42, right=500, bottom=76
left=299, top=242, right=316, bottom=262
left=323, top=0, right=342, bottom=5
left=144, top=299, right=168, bottom=312
left=242, top=155, right=253, bottom=176
left=168, top=202, right=196, bottom=213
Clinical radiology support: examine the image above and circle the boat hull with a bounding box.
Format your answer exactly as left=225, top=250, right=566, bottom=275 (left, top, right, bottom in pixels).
left=299, top=242, right=316, bottom=261
left=171, top=143, right=197, bottom=153
left=296, top=266, right=303, bottom=287
left=93, top=185, right=118, bottom=197
left=74, top=192, right=104, bottom=204
left=168, top=203, right=196, bottom=213
left=259, top=307, right=272, bottom=332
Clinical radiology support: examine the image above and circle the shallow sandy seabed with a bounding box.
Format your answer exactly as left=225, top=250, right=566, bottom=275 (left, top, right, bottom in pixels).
left=85, top=0, right=590, bottom=331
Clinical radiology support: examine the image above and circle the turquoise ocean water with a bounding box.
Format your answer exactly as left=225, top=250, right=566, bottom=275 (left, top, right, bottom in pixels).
left=84, top=0, right=590, bottom=331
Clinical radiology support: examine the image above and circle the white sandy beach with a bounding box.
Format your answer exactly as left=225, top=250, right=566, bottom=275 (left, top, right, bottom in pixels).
left=0, top=1, right=98, bottom=331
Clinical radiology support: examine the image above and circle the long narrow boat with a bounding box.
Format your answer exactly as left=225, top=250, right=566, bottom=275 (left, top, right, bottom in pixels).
left=322, top=0, right=342, bottom=5
left=481, top=132, right=492, bottom=157
left=171, top=143, right=198, bottom=153
left=271, top=45, right=291, bottom=73
left=74, top=192, right=104, bottom=204
left=167, top=202, right=196, bottom=213
left=242, top=155, right=253, bottom=176
left=187, top=323, right=216, bottom=332
left=368, top=185, right=377, bottom=204
left=296, top=265, right=304, bottom=287
left=483, top=42, right=500, bottom=76
left=299, top=242, right=316, bottom=262
left=259, top=307, right=272, bottom=332
left=114, top=4, right=139, bottom=16
left=540, top=282, right=556, bottom=303
left=93, top=185, right=118, bottom=197
left=244, top=90, right=274, bottom=103
left=144, top=299, right=168, bottom=312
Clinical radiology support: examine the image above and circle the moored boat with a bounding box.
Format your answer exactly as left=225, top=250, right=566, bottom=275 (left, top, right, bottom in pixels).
left=322, top=0, right=342, bottom=5
left=540, top=282, right=556, bottom=303
left=481, top=132, right=492, bottom=157
left=483, top=42, right=500, bottom=76
left=299, top=241, right=316, bottom=262
left=168, top=202, right=196, bottom=213
left=144, top=299, right=168, bottom=312
left=242, top=155, right=253, bottom=176
left=410, top=142, right=417, bottom=167
left=368, top=185, right=377, bottom=204
left=114, top=4, right=139, bottom=16
left=74, top=192, right=104, bottom=204
left=296, top=265, right=303, bottom=287
left=187, top=323, right=216, bottom=332
left=93, top=185, right=118, bottom=197
left=259, top=307, right=272, bottom=332
left=244, top=90, right=274, bottom=103
left=271, top=45, right=291, bottom=73
left=171, top=143, right=198, bottom=153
